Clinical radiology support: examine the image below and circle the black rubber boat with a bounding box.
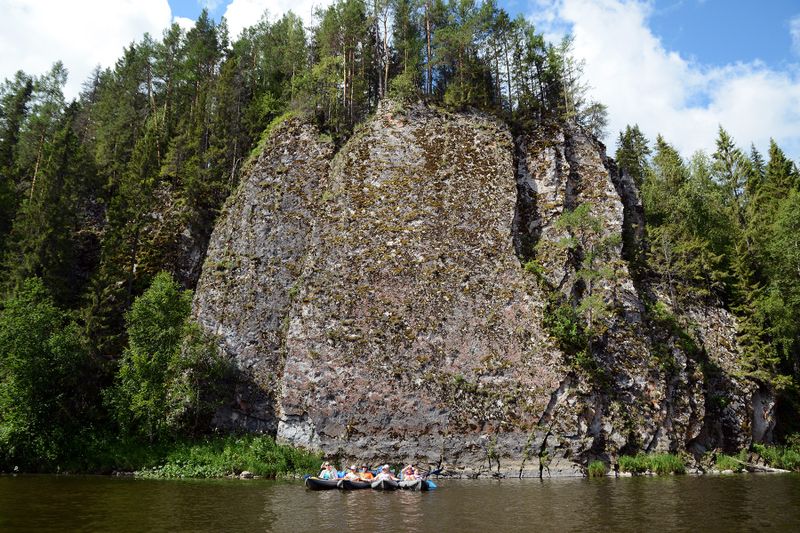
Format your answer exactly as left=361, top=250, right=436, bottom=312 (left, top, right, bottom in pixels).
left=371, top=478, right=400, bottom=491
left=399, top=479, right=433, bottom=491
left=304, top=477, right=340, bottom=490
left=338, top=479, right=371, bottom=490
left=399, top=479, right=422, bottom=491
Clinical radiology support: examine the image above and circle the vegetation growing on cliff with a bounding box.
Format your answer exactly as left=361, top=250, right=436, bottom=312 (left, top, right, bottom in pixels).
left=616, top=126, right=800, bottom=434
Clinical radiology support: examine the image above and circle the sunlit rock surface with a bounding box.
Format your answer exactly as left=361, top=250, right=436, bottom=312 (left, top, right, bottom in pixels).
left=194, top=102, right=771, bottom=476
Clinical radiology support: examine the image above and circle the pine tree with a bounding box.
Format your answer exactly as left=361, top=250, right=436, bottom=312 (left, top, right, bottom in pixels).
left=0, top=72, right=34, bottom=251
left=615, top=124, right=650, bottom=188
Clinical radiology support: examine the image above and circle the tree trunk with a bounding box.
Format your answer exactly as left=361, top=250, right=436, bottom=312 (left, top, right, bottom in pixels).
left=383, top=12, right=389, bottom=97
left=425, top=2, right=432, bottom=95
left=29, top=132, right=46, bottom=200
left=374, top=1, right=383, bottom=98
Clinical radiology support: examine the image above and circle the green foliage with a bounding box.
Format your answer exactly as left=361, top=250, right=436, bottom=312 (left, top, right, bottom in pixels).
left=753, top=441, right=800, bottom=472
left=244, top=111, right=296, bottom=170
left=618, top=453, right=685, bottom=475
left=0, top=279, right=93, bottom=469
left=389, top=68, right=419, bottom=102
left=615, top=124, right=650, bottom=188
left=135, top=435, right=322, bottom=479
left=712, top=453, right=744, bottom=473
left=587, top=460, right=607, bottom=478
left=61, top=434, right=321, bottom=478
left=523, top=259, right=546, bottom=283
left=106, top=272, right=228, bottom=441
left=543, top=301, right=587, bottom=356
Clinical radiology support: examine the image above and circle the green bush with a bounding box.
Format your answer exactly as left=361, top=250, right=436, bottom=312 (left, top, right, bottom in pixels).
left=106, top=272, right=229, bottom=441
left=0, top=279, right=92, bottom=470
left=389, top=68, right=418, bottom=102
left=753, top=443, right=800, bottom=472
left=61, top=434, right=321, bottom=478
left=135, top=435, right=322, bottom=479
left=649, top=453, right=686, bottom=475
left=543, top=302, right=587, bottom=355
left=587, top=460, right=607, bottom=478
left=619, top=453, right=685, bottom=475
left=619, top=454, right=648, bottom=474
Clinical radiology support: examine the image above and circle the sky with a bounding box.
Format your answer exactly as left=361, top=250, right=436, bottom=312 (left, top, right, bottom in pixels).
left=1, top=0, right=799, bottom=161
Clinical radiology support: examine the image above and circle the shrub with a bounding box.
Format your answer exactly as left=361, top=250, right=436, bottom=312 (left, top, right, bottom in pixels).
left=106, top=272, right=229, bottom=441
left=62, top=434, right=321, bottom=478
left=543, top=302, right=587, bottom=355
left=0, top=279, right=92, bottom=470
left=588, top=460, right=607, bottom=478
left=135, top=435, right=322, bottom=479
left=753, top=442, right=800, bottom=472
left=389, top=68, right=418, bottom=103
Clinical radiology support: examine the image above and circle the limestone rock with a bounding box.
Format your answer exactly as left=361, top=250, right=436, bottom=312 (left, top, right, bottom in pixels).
left=193, top=102, right=771, bottom=476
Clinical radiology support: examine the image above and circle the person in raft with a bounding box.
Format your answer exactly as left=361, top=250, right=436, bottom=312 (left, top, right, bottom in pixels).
left=358, top=465, right=374, bottom=481
left=343, top=465, right=361, bottom=481
left=375, top=465, right=398, bottom=481
left=319, top=462, right=337, bottom=479
left=401, top=465, right=419, bottom=480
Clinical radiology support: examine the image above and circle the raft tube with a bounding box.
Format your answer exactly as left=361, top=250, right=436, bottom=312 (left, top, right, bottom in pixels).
left=399, top=479, right=423, bottom=491
left=371, top=478, right=400, bottom=491
left=304, top=477, right=339, bottom=491
left=338, top=479, right=372, bottom=490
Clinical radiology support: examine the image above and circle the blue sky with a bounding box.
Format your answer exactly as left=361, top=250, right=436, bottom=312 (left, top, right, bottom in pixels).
left=1, top=0, right=799, bottom=160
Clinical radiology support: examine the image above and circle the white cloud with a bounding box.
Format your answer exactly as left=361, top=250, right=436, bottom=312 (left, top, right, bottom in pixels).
left=0, top=0, right=172, bottom=100
left=534, top=0, right=800, bottom=161
left=791, top=14, right=800, bottom=57
left=173, top=15, right=195, bottom=32
left=223, top=0, right=332, bottom=39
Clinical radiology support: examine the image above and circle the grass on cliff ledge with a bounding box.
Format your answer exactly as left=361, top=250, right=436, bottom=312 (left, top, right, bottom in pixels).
left=69, top=434, right=322, bottom=479
left=587, top=460, right=607, bottom=478
left=618, top=453, right=686, bottom=475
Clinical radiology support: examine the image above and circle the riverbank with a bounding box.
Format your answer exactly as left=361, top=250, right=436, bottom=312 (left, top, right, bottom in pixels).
left=4, top=435, right=799, bottom=480
left=1, top=434, right=322, bottom=479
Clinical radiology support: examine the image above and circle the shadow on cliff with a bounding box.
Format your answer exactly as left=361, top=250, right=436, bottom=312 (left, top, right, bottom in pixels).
left=210, top=369, right=279, bottom=436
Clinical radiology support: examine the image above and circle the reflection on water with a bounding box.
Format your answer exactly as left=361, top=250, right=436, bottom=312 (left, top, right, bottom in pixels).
left=1, top=474, right=800, bottom=532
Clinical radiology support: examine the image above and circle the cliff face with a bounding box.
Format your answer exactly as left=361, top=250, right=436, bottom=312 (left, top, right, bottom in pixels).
left=193, top=102, right=773, bottom=476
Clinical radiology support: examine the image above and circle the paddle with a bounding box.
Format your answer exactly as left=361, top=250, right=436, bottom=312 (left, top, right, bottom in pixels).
left=424, top=468, right=442, bottom=478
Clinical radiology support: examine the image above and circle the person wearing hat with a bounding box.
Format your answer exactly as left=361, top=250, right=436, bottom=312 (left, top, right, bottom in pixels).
left=343, top=465, right=361, bottom=481
left=374, top=464, right=398, bottom=482
left=358, top=465, right=374, bottom=481
left=319, top=462, right=337, bottom=480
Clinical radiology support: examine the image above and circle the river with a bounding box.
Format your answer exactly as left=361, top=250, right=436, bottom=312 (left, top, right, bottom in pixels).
left=2, top=474, right=799, bottom=531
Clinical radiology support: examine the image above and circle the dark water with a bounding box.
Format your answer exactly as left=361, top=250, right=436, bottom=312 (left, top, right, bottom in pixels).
left=2, top=474, right=800, bottom=532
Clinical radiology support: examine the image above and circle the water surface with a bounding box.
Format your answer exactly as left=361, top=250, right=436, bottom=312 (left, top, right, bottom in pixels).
left=2, top=474, right=799, bottom=531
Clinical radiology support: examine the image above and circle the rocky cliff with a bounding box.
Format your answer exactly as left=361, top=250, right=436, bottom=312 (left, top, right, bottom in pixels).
left=193, top=102, right=774, bottom=476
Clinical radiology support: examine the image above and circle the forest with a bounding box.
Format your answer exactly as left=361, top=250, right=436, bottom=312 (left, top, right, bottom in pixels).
left=0, top=0, right=798, bottom=472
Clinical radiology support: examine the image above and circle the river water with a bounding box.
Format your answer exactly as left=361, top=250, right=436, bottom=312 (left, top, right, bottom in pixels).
left=2, top=474, right=799, bottom=532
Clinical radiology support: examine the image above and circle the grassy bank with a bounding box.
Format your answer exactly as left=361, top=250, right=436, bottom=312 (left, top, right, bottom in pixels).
left=12, top=434, right=322, bottom=479
left=753, top=443, right=800, bottom=472
left=618, top=453, right=686, bottom=475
